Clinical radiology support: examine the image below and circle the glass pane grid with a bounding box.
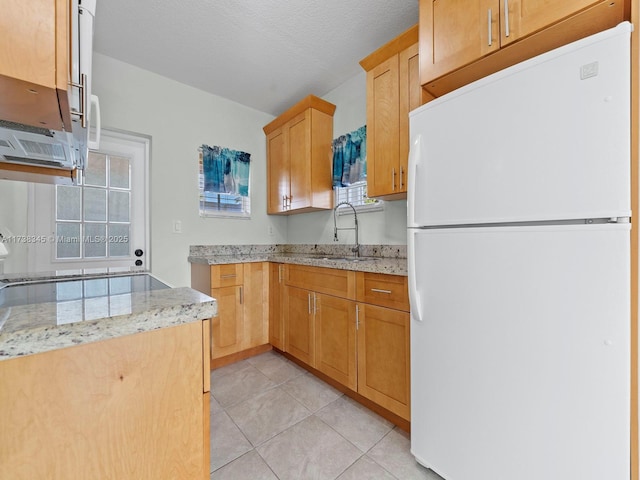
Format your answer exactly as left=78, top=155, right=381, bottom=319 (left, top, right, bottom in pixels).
left=334, top=182, right=383, bottom=214
left=55, top=153, right=134, bottom=261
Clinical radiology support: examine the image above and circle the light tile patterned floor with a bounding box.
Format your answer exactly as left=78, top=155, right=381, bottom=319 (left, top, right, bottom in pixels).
left=210, top=350, right=443, bottom=480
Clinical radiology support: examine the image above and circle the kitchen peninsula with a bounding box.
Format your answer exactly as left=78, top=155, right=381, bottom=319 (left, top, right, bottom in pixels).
left=0, top=272, right=216, bottom=480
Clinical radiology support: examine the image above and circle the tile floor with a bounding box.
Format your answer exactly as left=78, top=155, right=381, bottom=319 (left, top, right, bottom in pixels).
left=210, top=350, right=443, bottom=480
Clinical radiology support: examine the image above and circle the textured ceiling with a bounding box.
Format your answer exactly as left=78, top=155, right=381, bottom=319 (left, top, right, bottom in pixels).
left=93, top=0, right=419, bottom=116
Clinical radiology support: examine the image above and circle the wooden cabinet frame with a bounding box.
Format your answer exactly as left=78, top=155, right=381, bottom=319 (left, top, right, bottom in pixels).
left=419, top=0, right=629, bottom=97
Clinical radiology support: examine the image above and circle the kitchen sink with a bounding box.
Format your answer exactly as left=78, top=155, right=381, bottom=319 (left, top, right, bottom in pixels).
left=321, top=256, right=379, bottom=263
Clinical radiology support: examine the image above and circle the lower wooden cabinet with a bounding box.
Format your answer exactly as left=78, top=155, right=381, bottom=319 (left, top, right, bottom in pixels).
left=211, top=284, right=243, bottom=358
left=191, top=262, right=269, bottom=365
left=357, top=303, right=410, bottom=420
left=0, top=321, right=210, bottom=479
left=315, top=293, right=357, bottom=391
left=283, top=265, right=410, bottom=421
left=284, top=285, right=316, bottom=366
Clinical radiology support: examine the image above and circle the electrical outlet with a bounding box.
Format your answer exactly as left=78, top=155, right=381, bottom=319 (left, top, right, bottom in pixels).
left=267, top=225, right=275, bottom=236
left=172, top=220, right=182, bottom=234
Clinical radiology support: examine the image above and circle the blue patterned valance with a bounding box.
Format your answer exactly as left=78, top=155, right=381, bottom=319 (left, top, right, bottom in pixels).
left=199, top=144, right=251, bottom=217
left=200, top=144, right=251, bottom=197
left=332, top=125, right=367, bottom=188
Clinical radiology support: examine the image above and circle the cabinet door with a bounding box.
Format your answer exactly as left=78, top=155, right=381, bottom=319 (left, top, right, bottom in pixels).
left=242, top=262, right=269, bottom=350
left=419, top=0, right=500, bottom=86
left=266, top=127, right=289, bottom=214
left=288, top=110, right=312, bottom=211
left=269, top=264, right=285, bottom=350
left=210, top=286, right=243, bottom=359
left=398, top=42, right=426, bottom=195
left=503, top=0, right=606, bottom=46
left=0, top=322, right=206, bottom=479
left=284, top=286, right=315, bottom=366
left=357, top=304, right=410, bottom=420
left=366, top=54, right=400, bottom=197
left=0, top=0, right=69, bottom=129
left=315, top=294, right=357, bottom=390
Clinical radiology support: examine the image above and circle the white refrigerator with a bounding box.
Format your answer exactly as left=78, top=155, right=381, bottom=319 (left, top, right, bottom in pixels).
left=408, top=22, right=632, bottom=480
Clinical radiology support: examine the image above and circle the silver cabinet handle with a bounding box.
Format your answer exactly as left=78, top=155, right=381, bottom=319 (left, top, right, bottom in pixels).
left=288, top=195, right=292, bottom=207
left=313, top=292, right=317, bottom=315
left=392, top=168, right=396, bottom=191
left=356, top=304, right=360, bottom=329
left=220, top=274, right=236, bottom=279
left=371, top=288, right=392, bottom=294
left=308, top=292, right=312, bottom=315
left=488, top=9, right=493, bottom=46
left=68, top=73, right=87, bottom=128
left=504, top=0, right=510, bottom=37
left=400, top=167, right=405, bottom=189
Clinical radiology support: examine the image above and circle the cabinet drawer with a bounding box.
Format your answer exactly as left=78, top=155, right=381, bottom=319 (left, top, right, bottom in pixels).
left=210, top=264, right=244, bottom=288
left=356, top=272, right=409, bottom=312
left=285, top=264, right=356, bottom=300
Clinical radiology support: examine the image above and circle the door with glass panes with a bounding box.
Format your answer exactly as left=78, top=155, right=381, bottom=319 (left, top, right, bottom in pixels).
left=29, top=130, right=149, bottom=272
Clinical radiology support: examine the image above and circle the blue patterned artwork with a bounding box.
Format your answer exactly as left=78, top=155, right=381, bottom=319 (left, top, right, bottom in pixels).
left=332, top=125, right=367, bottom=187
left=199, top=145, right=251, bottom=217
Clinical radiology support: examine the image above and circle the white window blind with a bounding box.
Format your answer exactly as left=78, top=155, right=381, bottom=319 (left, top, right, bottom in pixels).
left=334, top=181, right=383, bottom=214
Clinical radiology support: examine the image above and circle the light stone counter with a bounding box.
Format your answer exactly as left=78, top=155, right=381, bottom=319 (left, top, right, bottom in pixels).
left=0, top=273, right=216, bottom=360
left=188, top=244, right=408, bottom=276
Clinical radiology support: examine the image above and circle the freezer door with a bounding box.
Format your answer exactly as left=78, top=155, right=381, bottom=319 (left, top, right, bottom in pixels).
left=408, top=224, right=629, bottom=480
left=408, top=23, right=631, bottom=228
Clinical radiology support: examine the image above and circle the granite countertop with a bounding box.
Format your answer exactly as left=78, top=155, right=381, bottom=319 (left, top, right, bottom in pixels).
left=0, top=272, right=216, bottom=360
left=188, top=244, right=408, bottom=276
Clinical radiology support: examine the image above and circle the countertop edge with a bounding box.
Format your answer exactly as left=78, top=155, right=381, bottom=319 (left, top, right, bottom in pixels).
left=0, top=290, right=217, bottom=360
left=187, top=254, right=408, bottom=276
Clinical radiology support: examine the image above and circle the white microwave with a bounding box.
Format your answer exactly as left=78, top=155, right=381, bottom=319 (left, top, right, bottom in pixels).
left=0, top=0, right=100, bottom=174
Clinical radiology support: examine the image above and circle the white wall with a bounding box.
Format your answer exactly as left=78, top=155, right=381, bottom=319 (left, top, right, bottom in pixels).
left=288, top=72, right=408, bottom=245
left=92, top=53, right=285, bottom=287
left=93, top=57, right=406, bottom=285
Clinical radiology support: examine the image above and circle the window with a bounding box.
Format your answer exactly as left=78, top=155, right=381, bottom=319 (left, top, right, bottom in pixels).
left=199, top=145, right=251, bottom=218
left=334, top=181, right=383, bottom=214
left=55, top=152, right=132, bottom=260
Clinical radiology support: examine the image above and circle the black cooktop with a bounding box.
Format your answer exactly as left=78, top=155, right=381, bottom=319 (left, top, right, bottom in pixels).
left=0, top=274, right=170, bottom=308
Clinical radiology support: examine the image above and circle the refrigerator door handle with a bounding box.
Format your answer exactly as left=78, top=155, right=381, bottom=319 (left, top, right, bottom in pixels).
left=407, top=229, right=423, bottom=322
left=407, top=134, right=421, bottom=228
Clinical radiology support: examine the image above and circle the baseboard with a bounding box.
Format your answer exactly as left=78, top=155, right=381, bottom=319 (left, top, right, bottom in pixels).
left=210, top=344, right=272, bottom=370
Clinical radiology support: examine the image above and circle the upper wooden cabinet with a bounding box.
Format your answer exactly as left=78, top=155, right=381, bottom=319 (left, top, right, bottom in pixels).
left=263, top=95, right=336, bottom=215
left=419, top=0, right=629, bottom=96
left=0, top=0, right=72, bottom=130
left=360, top=25, right=431, bottom=200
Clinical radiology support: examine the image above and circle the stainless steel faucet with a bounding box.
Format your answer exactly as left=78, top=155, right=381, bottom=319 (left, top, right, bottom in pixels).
left=333, top=201, right=359, bottom=257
